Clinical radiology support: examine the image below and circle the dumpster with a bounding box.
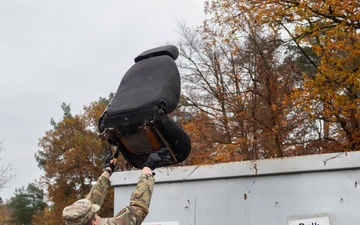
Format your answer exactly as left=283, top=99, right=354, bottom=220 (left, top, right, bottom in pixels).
left=111, top=151, right=360, bottom=225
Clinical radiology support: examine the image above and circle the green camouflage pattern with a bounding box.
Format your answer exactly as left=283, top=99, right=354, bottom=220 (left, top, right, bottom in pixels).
left=63, top=171, right=154, bottom=225
left=62, top=199, right=100, bottom=225
left=85, top=175, right=111, bottom=207
left=63, top=175, right=110, bottom=225
left=104, top=173, right=155, bottom=225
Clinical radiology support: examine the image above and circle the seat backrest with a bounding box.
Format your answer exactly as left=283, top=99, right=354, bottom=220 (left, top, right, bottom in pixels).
left=106, top=45, right=181, bottom=115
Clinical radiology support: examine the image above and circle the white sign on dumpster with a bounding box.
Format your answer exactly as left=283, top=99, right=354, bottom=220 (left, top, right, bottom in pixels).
left=288, top=216, right=330, bottom=225
left=143, top=222, right=179, bottom=225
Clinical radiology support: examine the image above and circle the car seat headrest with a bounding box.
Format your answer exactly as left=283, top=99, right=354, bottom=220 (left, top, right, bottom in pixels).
left=134, top=45, right=179, bottom=63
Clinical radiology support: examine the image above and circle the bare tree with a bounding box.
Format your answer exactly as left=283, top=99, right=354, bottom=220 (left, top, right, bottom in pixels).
left=176, top=21, right=308, bottom=161
left=0, top=140, right=15, bottom=192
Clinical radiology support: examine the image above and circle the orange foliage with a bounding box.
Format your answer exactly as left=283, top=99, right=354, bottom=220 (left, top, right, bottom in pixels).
left=32, top=208, right=57, bottom=225
left=173, top=111, right=246, bottom=165
left=36, top=98, right=118, bottom=224
left=195, top=0, right=360, bottom=155
left=0, top=204, right=13, bottom=225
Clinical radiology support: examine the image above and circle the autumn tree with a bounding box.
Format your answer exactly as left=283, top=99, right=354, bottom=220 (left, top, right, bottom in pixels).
left=175, top=24, right=244, bottom=162
left=176, top=17, right=307, bottom=161
left=35, top=96, right=119, bottom=224
left=203, top=0, right=360, bottom=152
left=0, top=203, right=13, bottom=225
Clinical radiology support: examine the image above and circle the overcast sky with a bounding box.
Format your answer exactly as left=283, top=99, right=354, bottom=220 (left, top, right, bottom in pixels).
left=0, top=0, right=205, bottom=201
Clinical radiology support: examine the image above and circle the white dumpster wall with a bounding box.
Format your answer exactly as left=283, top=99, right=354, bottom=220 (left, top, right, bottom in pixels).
left=111, top=151, right=360, bottom=225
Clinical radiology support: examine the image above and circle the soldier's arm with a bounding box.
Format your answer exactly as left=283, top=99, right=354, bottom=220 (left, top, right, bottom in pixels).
left=108, top=167, right=155, bottom=225
left=108, top=153, right=159, bottom=225
left=128, top=168, right=154, bottom=220
left=86, top=147, right=118, bottom=207
left=85, top=168, right=112, bottom=207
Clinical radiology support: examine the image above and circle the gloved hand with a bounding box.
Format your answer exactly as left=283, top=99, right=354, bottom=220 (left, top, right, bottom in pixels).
left=103, top=147, right=117, bottom=174
left=143, top=152, right=162, bottom=170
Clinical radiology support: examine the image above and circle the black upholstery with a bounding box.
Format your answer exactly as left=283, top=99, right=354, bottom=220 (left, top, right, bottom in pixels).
left=98, top=45, right=191, bottom=168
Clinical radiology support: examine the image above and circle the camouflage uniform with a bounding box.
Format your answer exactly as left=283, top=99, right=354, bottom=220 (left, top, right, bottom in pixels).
left=86, top=172, right=155, bottom=225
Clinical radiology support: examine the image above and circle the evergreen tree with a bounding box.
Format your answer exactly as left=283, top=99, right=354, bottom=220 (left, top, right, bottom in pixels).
left=8, top=183, right=47, bottom=225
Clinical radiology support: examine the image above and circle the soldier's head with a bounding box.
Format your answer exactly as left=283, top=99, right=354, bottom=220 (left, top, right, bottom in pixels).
left=62, top=199, right=102, bottom=225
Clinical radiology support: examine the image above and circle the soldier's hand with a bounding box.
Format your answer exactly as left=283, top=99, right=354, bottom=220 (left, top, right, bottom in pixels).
left=103, top=147, right=117, bottom=174
left=144, top=152, right=162, bottom=170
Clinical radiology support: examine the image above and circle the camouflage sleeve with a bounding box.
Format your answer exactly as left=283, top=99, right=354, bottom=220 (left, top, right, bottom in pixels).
left=106, top=173, right=155, bottom=225
left=85, top=175, right=111, bottom=207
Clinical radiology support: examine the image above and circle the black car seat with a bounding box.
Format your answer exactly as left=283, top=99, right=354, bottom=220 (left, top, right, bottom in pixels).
left=98, top=45, right=191, bottom=168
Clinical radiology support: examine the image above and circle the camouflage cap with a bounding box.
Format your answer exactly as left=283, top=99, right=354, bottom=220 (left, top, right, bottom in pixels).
left=62, top=199, right=100, bottom=225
